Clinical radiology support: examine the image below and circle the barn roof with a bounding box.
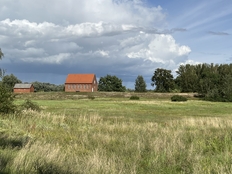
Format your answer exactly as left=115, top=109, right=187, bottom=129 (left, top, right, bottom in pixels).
left=14, top=84, right=33, bottom=89
left=65, top=74, right=96, bottom=84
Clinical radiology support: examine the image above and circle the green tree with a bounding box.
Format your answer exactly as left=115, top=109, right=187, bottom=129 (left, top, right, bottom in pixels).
left=203, top=64, right=232, bottom=101
left=0, top=84, right=16, bottom=114
left=0, top=48, right=4, bottom=79
left=151, top=68, right=174, bottom=92
left=0, top=49, right=17, bottom=114
left=199, top=64, right=220, bottom=95
left=176, top=64, right=198, bottom=92
left=0, top=48, right=3, bottom=58
left=175, top=63, right=232, bottom=102
left=98, top=74, right=126, bottom=92
left=32, top=81, right=64, bottom=92
left=2, top=74, right=22, bottom=91
left=135, top=75, right=147, bottom=92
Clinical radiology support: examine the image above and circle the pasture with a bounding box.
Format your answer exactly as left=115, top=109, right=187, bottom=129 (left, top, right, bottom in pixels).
left=1, top=92, right=232, bottom=173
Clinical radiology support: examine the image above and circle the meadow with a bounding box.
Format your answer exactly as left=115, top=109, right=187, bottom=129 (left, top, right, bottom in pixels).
left=1, top=92, right=232, bottom=173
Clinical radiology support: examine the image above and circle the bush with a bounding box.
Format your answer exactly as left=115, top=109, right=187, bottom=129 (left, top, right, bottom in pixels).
left=0, top=84, right=17, bottom=114
left=171, top=95, right=187, bottom=102
left=20, top=99, right=41, bottom=112
left=88, top=95, right=95, bottom=100
left=130, top=96, right=140, bottom=100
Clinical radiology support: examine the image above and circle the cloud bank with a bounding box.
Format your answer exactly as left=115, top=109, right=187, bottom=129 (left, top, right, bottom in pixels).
left=0, top=0, right=191, bottom=88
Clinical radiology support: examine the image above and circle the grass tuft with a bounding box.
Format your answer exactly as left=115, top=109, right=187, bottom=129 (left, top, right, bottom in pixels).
left=129, top=95, right=140, bottom=100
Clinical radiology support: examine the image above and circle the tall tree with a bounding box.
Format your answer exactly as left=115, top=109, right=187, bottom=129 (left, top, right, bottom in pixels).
left=0, top=49, right=17, bottom=114
left=0, top=48, right=4, bottom=79
left=194, top=63, right=220, bottom=95
left=0, top=48, right=3, bottom=59
left=2, top=74, right=22, bottom=91
left=176, top=64, right=198, bottom=92
left=98, top=74, right=126, bottom=92
left=0, top=84, right=16, bottom=114
left=135, top=75, right=147, bottom=92
left=151, top=68, right=174, bottom=92
left=175, top=63, right=232, bottom=101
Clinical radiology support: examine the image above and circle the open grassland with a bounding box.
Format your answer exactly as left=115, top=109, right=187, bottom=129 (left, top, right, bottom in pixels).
left=1, top=92, right=232, bottom=173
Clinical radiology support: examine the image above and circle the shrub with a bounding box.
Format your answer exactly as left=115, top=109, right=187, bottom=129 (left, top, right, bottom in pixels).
left=0, top=84, right=17, bottom=114
left=88, top=95, right=95, bottom=100
left=130, top=96, right=140, bottom=100
left=171, top=95, right=187, bottom=102
left=20, top=99, right=41, bottom=112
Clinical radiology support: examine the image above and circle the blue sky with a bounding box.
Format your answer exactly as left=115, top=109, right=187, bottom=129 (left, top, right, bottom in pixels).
left=156, top=0, right=232, bottom=63
left=0, top=0, right=231, bottom=89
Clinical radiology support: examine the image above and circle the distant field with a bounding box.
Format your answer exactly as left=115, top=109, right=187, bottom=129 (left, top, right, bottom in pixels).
left=15, top=91, right=196, bottom=100
left=15, top=92, right=232, bottom=122
left=1, top=92, right=232, bottom=173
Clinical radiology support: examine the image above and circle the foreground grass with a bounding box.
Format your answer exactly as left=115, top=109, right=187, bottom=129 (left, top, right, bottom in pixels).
left=1, top=111, right=232, bottom=173
left=1, top=94, right=232, bottom=173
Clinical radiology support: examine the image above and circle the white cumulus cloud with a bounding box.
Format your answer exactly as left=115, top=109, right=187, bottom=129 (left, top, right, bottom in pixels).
left=0, top=0, right=192, bottom=87
left=125, top=34, right=191, bottom=65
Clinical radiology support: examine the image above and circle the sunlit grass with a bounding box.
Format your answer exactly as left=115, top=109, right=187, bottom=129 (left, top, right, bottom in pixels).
left=15, top=94, right=232, bottom=120
left=1, top=93, right=232, bottom=173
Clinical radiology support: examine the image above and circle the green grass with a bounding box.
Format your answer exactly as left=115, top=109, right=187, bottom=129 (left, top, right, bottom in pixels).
left=1, top=92, right=232, bottom=173
left=15, top=94, right=232, bottom=122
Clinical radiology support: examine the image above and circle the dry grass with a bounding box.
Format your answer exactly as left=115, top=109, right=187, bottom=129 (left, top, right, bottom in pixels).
left=2, top=94, right=232, bottom=173
left=14, top=91, right=196, bottom=100
left=1, top=109, right=232, bottom=173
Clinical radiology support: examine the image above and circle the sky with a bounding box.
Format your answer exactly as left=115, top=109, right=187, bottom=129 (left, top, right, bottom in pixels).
left=0, top=0, right=232, bottom=89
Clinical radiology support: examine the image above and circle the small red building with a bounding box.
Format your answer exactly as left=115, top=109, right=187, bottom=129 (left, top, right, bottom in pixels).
left=65, top=74, right=98, bottom=92
left=14, top=84, right=34, bottom=93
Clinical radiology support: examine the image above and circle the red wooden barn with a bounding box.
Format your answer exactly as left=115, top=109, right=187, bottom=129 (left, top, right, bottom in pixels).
left=14, top=84, right=34, bottom=93
left=65, top=74, right=98, bottom=92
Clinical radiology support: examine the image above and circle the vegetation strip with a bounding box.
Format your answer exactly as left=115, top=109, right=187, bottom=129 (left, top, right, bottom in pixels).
left=1, top=93, right=232, bottom=173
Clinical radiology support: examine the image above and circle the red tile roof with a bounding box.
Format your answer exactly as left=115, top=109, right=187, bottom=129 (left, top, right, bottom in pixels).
left=65, top=74, right=96, bottom=84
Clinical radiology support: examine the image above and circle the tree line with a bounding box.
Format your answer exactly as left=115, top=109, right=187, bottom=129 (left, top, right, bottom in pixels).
left=0, top=74, right=64, bottom=92
left=176, top=63, right=232, bottom=101
left=2, top=48, right=232, bottom=101
left=99, top=64, right=232, bottom=102
left=150, top=64, right=232, bottom=102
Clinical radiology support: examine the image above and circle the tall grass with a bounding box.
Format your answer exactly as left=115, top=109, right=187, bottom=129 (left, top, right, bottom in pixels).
left=1, top=108, right=232, bottom=173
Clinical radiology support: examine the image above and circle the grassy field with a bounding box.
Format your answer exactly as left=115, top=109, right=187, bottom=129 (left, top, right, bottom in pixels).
left=1, top=92, right=232, bottom=173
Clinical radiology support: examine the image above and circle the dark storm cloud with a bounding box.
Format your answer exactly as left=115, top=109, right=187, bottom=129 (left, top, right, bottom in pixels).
left=0, top=0, right=191, bottom=87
